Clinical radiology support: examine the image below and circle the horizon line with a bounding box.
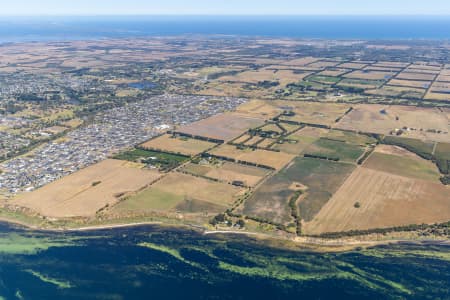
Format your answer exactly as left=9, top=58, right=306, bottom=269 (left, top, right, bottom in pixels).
left=1, top=14, right=450, bottom=17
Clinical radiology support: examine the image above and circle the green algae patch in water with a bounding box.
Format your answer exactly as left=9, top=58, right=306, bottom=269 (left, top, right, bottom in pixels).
left=25, top=270, right=73, bottom=289
left=0, top=234, right=75, bottom=255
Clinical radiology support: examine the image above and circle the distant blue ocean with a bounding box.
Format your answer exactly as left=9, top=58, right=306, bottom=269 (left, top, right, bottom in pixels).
left=0, top=16, right=450, bottom=42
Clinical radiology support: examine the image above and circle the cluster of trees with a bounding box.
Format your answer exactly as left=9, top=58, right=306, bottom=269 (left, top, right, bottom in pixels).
left=304, top=153, right=340, bottom=162
left=311, top=222, right=450, bottom=239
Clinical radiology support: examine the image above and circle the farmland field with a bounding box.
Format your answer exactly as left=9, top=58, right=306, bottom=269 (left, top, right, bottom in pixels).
left=209, top=144, right=295, bottom=170
left=363, top=149, right=441, bottom=181
left=140, top=134, right=217, bottom=156
left=112, top=172, right=243, bottom=215
left=176, top=112, right=265, bottom=141
left=276, top=101, right=350, bottom=126
left=12, top=159, right=162, bottom=218
left=343, top=70, right=395, bottom=80
left=304, top=138, right=366, bottom=162
left=243, top=157, right=355, bottom=224
left=304, top=167, right=450, bottom=234
left=113, top=148, right=189, bottom=171
left=325, top=130, right=377, bottom=145
left=182, top=161, right=270, bottom=187
left=336, top=104, right=450, bottom=143
left=396, top=72, right=436, bottom=81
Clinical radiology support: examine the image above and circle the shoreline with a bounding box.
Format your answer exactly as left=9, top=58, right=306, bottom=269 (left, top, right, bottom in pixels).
left=1, top=215, right=448, bottom=252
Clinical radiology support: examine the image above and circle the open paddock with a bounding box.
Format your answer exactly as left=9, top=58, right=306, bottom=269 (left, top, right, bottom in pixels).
left=338, top=78, right=383, bottom=89
left=304, top=138, right=366, bottom=163
left=305, top=60, right=340, bottom=69
left=387, top=79, right=431, bottom=89
left=243, top=136, right=264, bottom=146
left=209, top=144, right=295, bottom=170
left=304, top=167, right=450, bottom=234
left=111, top=172, right=244, bottom=215
left=337, top=62, right=368, bottom=69
left=316, top=69, right=350, bottom=77
left=363, top=149, right=441, bottom=182
left=11, top=159, right=163, bottom=218
left=436, top=75, right=450, bottom=82
left=372, top=61, right=410, bottom=68
left=235, top=99, right=282, bottom=119
left=140, top=134, right=217, bottom=156
left=424, top=91, right=450, bottom=101
left=176, top=112, right=265, bottom=142
left=272, top=126, right=328, bottom=155
left=365, top=86, right=425, bottom=99
left=182, top=161, right=270, bottom=187
left=396, top=72, right=436, bottom=81
left=258, top=138, right=277, bottom=148
left=336, top=104, right=450, bottom=143
left=243, top=157, right=355, bottom=224
left=343, top=70, right=395, bottom=81
left=275, top=101, right=351, bottom=126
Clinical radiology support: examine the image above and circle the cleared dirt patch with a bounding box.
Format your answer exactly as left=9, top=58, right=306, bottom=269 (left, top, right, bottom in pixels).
left=140, top=134, right=217, bottom=156
left=11, top=159, right=162, bottom=218
left=304, top=167, right=450, bottom=234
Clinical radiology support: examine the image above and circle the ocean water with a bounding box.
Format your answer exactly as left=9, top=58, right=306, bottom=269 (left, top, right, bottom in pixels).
left=0, top=16, right=450, bottom=43
left=0, top=223, right=449, bottom=299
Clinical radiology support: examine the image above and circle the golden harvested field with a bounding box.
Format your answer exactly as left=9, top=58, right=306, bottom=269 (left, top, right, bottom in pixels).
left=429, top=82, right=450, bottom=93
left=272, top=126, right=328, bottom=154
left=233, top=134, right=252, bottom=144
left=281, top=57, right=319, bottom=66
left=182, top=161, right=270, bottom=187
left=337, top=62, right=368, bottom=69
left=176, top=112, right=265, bottom=142
left=343, top=70, right=395, bottom=80
left=217, top=68, right=310, bottom=87
left=396, top=72, right=436, bottom=81
left=304, top=167, right=450, bottom=234
left=276, top=101, right=351, bottom=126
left=306, top=60, right=340, bottom=69
left=111, top=172, right=243, bottom=214
left=275, top=70, right=312, bottom=87
left=209, top=144, right=295, bottom=170
left=336, top=104, right=450, bottom=143
left=235, top=99, right=282, bottom=119
left=11, top=159, right=162, bottom=218
left=373, top=61, right=410, bottom=68
left=437, top=75, right=450, bottom=82
left=317, top=69, right=350, bottom=77
left=258, top=138, right=277, bottom=148
left=387, top=79, right=431, bottom=89
left=408, top=64, right=442, bottom=72
left=365, top=86, right=426, bottom=98
left=424, top=91, right=450, bottom=101
left=244, top=136, right=263, bottom=146
left=219, top=68, right=276, bottom=83
left=140, top=134, right=217, bottom=156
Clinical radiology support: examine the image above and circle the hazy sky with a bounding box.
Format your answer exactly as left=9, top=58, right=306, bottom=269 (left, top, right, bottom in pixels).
left=1, top=0, right=450, bottom=16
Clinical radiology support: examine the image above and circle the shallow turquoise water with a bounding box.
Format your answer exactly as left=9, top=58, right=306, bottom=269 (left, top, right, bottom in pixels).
left=0, top=223, right=448, bottom=299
